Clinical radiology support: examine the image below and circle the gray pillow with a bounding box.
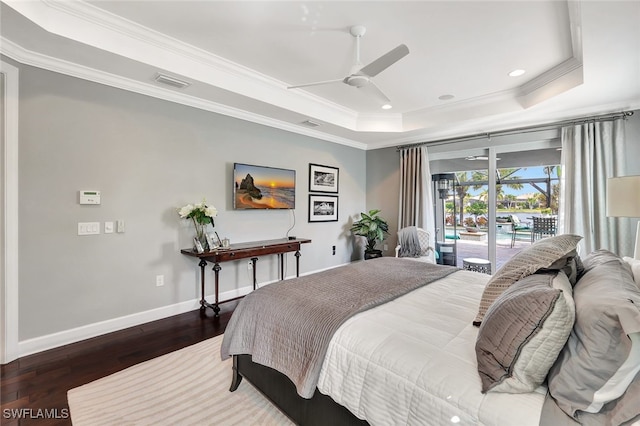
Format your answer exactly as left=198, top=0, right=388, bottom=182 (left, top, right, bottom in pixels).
left=476, top=271, right=575, bottom=393
left=547, top=250, right=640, bottom=424
left=473, top=234, right=582, bottom=326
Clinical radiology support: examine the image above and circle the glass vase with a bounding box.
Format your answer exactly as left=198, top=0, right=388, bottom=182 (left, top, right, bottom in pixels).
left=193, top=220, right=208, bottom=250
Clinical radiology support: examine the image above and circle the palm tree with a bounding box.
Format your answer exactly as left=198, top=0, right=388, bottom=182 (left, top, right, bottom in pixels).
left=503, top=194, right=517, bottom=209
left=471, top=168, right=524, bottom=209
left=454, top=172, right=470, bottom=226
left=541, top=166, right=560, bottom=208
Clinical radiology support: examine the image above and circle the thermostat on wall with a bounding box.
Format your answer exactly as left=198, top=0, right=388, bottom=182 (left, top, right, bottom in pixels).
left=79, top=190, right=101, bottom=205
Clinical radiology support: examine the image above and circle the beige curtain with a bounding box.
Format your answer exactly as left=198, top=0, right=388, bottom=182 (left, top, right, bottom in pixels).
left=398, top=146, right=435, bottom=242
left=559, top=118, right=632, bottom=256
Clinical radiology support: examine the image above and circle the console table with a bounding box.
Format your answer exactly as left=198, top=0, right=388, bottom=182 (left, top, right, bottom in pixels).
left=181, top=238, right=311, bottom=316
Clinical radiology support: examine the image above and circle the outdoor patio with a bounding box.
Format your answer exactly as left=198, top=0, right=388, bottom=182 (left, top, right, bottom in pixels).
left=453, top=238, right=532, bottom=272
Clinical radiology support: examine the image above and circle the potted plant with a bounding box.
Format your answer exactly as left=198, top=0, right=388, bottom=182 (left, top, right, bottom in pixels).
left=350, top=209, right=389, bottom=259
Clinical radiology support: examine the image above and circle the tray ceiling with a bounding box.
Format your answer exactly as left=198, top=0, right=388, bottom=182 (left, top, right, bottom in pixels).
left=1, top=0, right=638, bottom=149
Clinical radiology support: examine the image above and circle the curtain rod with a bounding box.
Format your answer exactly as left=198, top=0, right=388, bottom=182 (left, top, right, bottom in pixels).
left=396, top=110, right=634, bottom=151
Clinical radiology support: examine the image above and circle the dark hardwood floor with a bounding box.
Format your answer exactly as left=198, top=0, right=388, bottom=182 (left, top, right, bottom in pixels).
left=1, top=302, right=239, bottom=425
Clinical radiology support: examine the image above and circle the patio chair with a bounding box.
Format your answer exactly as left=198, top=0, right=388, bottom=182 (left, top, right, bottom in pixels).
left=510, top=214, right=532, bottom=248
left=532, top=216, right=557, bottom=241
left=395, top=227, right=436, bottom=263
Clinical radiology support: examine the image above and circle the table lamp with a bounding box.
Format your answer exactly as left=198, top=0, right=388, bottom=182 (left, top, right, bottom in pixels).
left=607, top=175, right=640, bottom=259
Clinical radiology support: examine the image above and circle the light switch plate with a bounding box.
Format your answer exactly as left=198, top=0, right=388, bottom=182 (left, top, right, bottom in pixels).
left=78, top=222, right=100, bottom=235
left=104, top=221, right=114, bottom=234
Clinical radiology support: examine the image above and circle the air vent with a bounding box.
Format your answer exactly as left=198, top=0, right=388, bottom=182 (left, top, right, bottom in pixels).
left=153, top=73, right=190, bottom=89
left=300, top=120, right=320, bottom=128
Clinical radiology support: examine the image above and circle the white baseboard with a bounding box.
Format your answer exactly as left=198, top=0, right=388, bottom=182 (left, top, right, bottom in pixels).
left=17, top=286, right=251, bottom=358
left=16, top=262, right=348, bottom=358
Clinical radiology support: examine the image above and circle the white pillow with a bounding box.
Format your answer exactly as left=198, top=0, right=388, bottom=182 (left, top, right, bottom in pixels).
left=584, top=332, right=640, bottom=413
left=623, top=256, right=640, bottom=288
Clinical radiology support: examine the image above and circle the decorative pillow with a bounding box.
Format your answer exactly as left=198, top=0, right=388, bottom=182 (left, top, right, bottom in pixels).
left=473, top=234, right=582, bottom=326
left=623, top=256, right=640, bottom=288
left=476, top=271, right=575, bottom=393
left=417, top=230, right=431, bottom=256
left=547, top=250, right=640, bottom=423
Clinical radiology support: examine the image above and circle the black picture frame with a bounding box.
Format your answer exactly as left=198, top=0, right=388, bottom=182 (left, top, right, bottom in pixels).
left=308, top=163, right=339, bottom=193
left=308, top=195, right=339, bottom=222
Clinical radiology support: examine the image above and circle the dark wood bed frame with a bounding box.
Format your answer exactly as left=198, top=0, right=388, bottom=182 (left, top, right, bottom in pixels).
left=230, top=354, right=368, bottom=425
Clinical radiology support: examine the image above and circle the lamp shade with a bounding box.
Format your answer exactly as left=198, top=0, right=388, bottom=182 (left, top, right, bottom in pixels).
left=607, top=176, right=640, bottom=217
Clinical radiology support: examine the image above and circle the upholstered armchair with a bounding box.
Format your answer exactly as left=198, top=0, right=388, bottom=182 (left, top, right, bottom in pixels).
left=395, top=227, right=436, bottom=263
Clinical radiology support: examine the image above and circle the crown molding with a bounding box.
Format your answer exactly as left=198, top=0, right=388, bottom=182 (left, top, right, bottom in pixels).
left=0, top=37, right=368, bottom=150
left=4, top=0, right=362, bottom=129
left=0, top=0, right=595, bottom=150
left=518, top=57, right=583, bottom=97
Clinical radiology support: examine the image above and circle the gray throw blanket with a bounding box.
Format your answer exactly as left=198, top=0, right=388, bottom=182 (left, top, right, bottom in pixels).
left=397, top=226, right=422, bottom=257
left=221, top=257, right=458, bottom=398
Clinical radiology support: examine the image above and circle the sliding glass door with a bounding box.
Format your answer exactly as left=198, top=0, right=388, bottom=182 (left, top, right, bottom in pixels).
left=431, top=145, right=561, bottom=271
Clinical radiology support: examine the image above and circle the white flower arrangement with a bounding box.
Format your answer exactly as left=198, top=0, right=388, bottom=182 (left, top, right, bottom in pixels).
left=178, top=199, right=218, bottom=226
left=179, top=199, right=218, bottom=250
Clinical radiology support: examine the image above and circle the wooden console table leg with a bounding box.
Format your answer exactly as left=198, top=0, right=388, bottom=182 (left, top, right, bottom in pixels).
left=198, top=259, right=208, bottom=313
left=251, top=257, right=258, bottom=290
left=279, top=253, right=284, bottom=280
left=198, top=259, right=221, bottom=317
left=295, top=249, right=301, bottom=277
left=212, top=262, right=221, bottom=317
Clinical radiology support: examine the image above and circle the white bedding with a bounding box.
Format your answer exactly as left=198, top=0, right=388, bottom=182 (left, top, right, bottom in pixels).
left=317, top=269, right=547, bottom=426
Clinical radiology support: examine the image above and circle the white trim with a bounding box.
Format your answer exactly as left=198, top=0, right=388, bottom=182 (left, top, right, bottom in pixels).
left=16, top=262, right=349, bottom=358
left=17, top=289, right=245, bottom=358
left=0, top=37, right=367, bottom=151
left=2, top=1, right=363, bottom=137
left=0, top=60, right=19, bottom=364
left=0, top=0, right=595, bottom=151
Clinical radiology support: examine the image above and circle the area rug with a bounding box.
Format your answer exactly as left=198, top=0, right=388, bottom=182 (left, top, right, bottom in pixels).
left=67, top=334, right=293, bottom=425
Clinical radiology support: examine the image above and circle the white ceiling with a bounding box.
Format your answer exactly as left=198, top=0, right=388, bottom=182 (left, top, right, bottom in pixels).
left=1, top=0, right=639, bottom=150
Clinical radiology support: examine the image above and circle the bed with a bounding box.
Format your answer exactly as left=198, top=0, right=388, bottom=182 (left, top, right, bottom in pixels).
left=221, top=236, right=640, bottom=426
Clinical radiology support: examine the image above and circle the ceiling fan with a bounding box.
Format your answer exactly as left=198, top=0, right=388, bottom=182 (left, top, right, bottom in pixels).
left=287, top=25, right=409, bottom=107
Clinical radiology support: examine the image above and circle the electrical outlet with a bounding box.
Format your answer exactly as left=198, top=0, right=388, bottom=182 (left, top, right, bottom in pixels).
left=247, top=261, right=253, bottom=270
left=156, top=275, right=164, bottom=287
left=116, top=220, right=125, bottom=233
left=383, top=244, right=388, bottom=251
left=332, top=245, right=336, bottom=256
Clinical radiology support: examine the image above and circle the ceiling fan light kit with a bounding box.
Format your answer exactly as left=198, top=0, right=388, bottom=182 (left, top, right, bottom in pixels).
left=287, top=25, right=409, bottom=107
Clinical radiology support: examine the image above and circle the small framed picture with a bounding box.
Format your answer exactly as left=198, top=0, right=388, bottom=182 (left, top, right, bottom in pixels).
left=308, top=195, right=338, bottom=222
left=206, top=232, right=220, bottom=249
left=309, top=163, right=339, bottom=193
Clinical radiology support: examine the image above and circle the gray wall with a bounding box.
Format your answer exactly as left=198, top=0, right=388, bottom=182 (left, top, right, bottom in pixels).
left=12, top=53, right=640, bottom=342
left=17, top=63, right=366, bottom=340
left=367, top=111, right=640, bottom=256
left=365, top=147, right=399, bottom=256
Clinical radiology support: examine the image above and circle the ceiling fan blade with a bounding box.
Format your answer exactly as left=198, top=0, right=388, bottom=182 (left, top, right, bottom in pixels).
left=359, top=80, right=391, bottom=104
left=359, top=44, right=409, bottom=77
left=287, top=78, right=344, bottom=89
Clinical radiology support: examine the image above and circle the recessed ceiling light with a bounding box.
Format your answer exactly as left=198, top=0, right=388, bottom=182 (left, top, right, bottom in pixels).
left=381, top=104, right=393, bottom=110
left=438, top=94, right=455, bottom=101
left=508, top=69, right=526, bottom=77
